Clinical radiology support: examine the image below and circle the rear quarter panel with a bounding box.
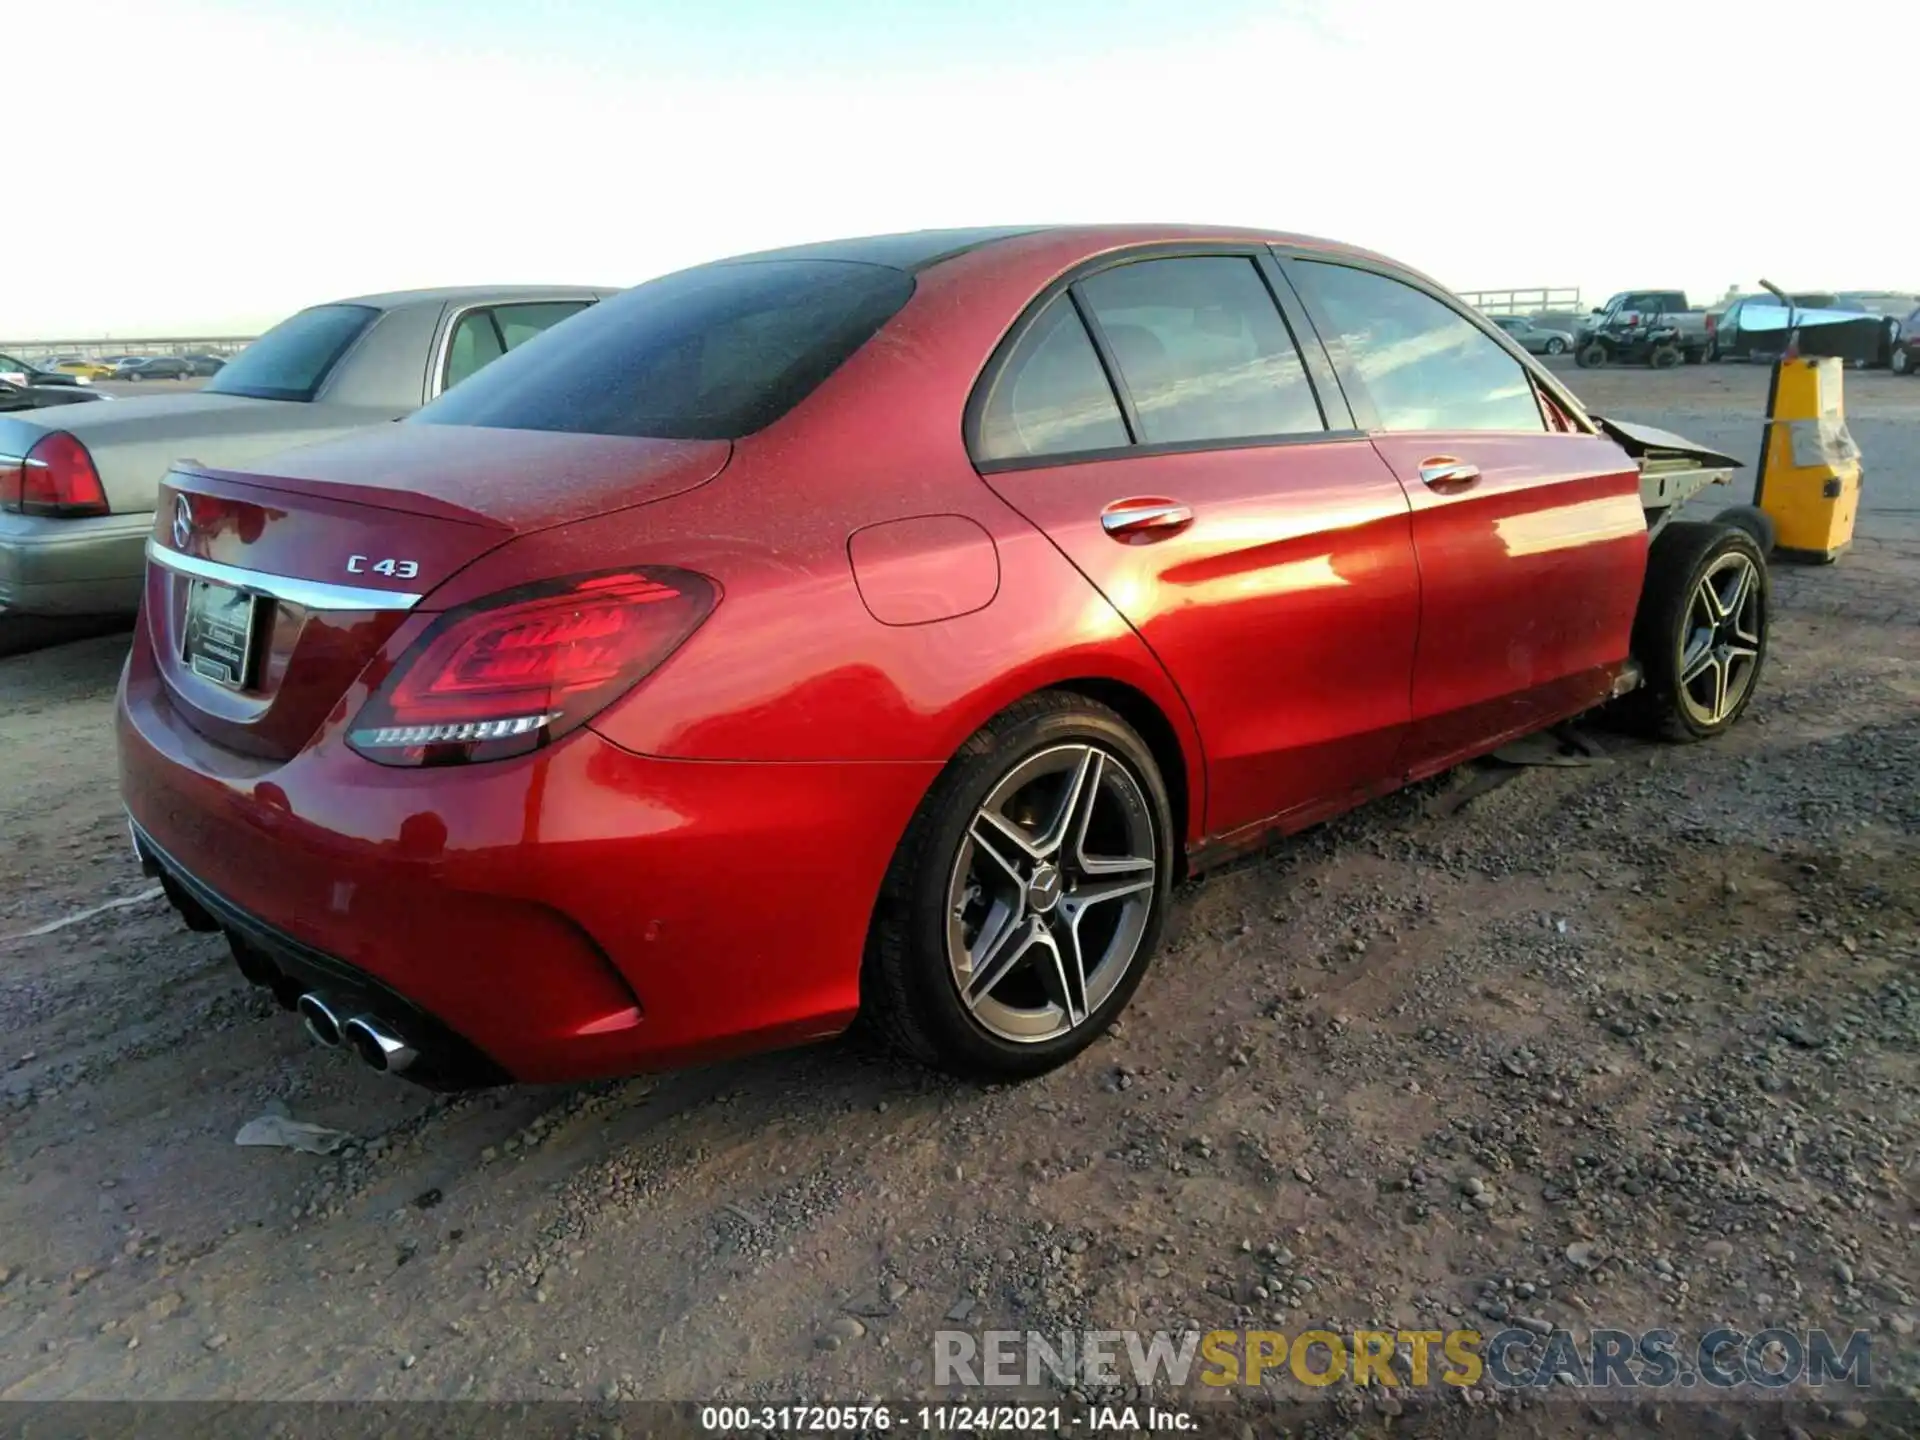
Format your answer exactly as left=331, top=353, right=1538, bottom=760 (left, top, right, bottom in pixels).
left=320, top=303, right=443, bottom=409
left=443, top=446, right=1199, bottom=778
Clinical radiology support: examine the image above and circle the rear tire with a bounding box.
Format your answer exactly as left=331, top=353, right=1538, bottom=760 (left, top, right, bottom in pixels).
left=1617, top=522, right=1769, bottom=742
left=1650, top=344, right=1683, bottom=369
left=1894, top=347, right=1913, bottom=376
left=1545, top=337, right=1567, bottom=355
left=1712, top=503, right=1777, bottom=556
left=861, top=692, right=1174, bottom=1080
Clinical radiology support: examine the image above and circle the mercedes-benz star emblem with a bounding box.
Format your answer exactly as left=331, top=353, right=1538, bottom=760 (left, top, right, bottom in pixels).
left=1026, top=863, right=1063, bottom=914
left=171, top=494, right=193, bottom=549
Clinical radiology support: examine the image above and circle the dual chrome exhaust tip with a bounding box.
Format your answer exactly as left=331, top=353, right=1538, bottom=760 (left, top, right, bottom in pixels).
left=296, top=993, right=419, bottom=1075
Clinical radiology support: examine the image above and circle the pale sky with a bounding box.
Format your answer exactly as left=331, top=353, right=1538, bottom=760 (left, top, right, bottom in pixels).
left=8, top=0, right=1916, bottom=340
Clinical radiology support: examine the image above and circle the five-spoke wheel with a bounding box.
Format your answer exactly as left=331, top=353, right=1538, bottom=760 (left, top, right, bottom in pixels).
left=864, top=694, right=1172, bottom=1078
left=948, top=743, right=1158, bottom=1044
left=1620, top=520, right=1771, bottom=741
left=1676, top=549, right=1763, bottom=730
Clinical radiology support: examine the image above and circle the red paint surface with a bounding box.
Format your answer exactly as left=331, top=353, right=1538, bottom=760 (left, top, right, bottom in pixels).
left=1366, top=432, right=1647, bottom=773
left=848, top=514, right=1000, bottom=626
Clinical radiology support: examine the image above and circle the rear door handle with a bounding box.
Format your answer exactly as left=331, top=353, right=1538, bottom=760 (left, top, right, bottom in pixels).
left=1417, top=457, right=1481, bottom=491
left=1100, top=498, right=1193, bottom=542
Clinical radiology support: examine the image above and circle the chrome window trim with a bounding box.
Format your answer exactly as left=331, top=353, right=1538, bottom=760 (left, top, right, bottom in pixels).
left=428, top=301, right=500, bottom=403
left=426, top=295, right=599, bottom=402
left=145, top=538, right=422, bottom=611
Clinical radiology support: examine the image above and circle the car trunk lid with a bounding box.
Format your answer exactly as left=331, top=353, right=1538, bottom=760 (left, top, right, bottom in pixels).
left=0, top=392, right=403, bottom=515
left=145, top=425, right=732, bottom=761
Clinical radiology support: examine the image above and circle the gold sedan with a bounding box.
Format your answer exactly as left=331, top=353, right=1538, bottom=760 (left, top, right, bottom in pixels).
left=50, top=358, right=117, bottom=380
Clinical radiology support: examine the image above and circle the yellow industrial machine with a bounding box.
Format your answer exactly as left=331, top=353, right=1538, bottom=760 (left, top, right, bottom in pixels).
left=1753, top=283, right=1862, bottom=563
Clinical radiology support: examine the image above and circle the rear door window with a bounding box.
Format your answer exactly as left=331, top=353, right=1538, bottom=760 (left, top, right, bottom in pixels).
left=1296, top=262, right=1546, bottom=433
left=1076, top=256, right=1325, bottom=445
left=442, top=302, right=589, bottom=391
left=416, top=261, right=913, bottom=440
left=443, top=309, right=508, bottom=390
left=493, top=300, right=592, bottom=350
left=972, top=296, right=1130, bottom=462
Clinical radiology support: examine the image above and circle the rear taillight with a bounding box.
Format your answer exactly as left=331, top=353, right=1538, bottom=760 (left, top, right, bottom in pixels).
left=347, top=568, right=717, bottom=767
left=0, top=432, right=109, bottom=517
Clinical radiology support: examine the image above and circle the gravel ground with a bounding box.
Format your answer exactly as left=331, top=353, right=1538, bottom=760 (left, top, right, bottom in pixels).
left=0, top=366, right=1914, bottom=1438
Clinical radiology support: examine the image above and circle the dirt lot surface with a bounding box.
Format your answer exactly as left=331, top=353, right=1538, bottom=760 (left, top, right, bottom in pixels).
left=1, top=364, right=1915, bottom=1437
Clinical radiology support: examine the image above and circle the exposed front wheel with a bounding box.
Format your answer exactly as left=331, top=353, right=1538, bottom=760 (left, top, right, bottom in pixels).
left=1712, top=503, right=1777, bottom=556
left=1576, top=343, right=1608, bottom=368
left=1619, top=521, right=1770, bottom=742
left=863, top=693, right=1174, bottom=1079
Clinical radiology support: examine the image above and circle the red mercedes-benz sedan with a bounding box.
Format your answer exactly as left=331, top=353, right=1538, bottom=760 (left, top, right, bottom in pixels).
left=116, top=225, right=1769, bottom=1088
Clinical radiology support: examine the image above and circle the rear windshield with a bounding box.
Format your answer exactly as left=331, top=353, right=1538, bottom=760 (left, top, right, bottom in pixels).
left=412, top=259, right=915, bottom=440
left=204, top=303, right=378, bottom=402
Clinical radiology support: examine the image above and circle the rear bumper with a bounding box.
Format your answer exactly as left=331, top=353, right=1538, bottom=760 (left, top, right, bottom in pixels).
left=116, top=640, right=938, bottom=1084
left=132, top=822, right=512, bottom=1089
left=0, top=508, right=150, bottom=615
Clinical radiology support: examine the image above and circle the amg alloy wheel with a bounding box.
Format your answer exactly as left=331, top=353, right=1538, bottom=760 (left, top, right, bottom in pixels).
left=863, top=693, right=1173, bottom=1078
left=1617, top=521, right=1770, bottom=742
left=946, top=743, right=1156, bottom=1044
left=1673, top=550, right=1764, bottom=729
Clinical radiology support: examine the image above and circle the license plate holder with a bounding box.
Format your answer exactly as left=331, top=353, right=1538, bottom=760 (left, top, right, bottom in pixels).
left=182, top=578, right=263, bottom=690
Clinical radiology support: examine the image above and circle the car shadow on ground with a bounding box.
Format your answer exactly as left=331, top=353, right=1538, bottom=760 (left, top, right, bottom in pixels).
left=0, top=613, right=133, bottom=660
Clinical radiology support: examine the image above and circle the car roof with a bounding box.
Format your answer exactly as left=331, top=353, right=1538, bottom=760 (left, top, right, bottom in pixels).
left=707, top=223, right=1407, bottom=277
left=328, top=283, right=614, bottom=311
left=719, top=227, right=1048, bottom=271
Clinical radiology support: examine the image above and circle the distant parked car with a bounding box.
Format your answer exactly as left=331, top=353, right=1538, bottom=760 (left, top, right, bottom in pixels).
left=182, top=353, right=228, bottom=377
left=0, top=284, right=612, bottom=616
left=1832, top=293, right=1920, bottom=367
left=0, top=377, right=108, bottom=414
left=1891, top=305, right=1920, bottom=375
left=1489, top=315, right=1574, bottom=355
left=1708, top=293, right=1828, bottom=361
left=113, top=356, right=195, bottom=381
left=1714, top=291, right=1914, bottom=366
left=49, top=358, right=117, bottom=380
left=0, top=353, right=87, bottom=389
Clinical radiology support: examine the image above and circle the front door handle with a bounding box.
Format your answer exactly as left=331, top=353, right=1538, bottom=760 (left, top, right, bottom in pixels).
left=1100, top=498, right=1193, bottom=543
left=1417, top=457, right=1481, bottom=491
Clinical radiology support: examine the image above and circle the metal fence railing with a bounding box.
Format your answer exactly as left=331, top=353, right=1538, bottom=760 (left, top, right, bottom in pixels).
left=1457, top=288, right=1584, bottom=317
left=0, top=336, right=258, bottom=364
